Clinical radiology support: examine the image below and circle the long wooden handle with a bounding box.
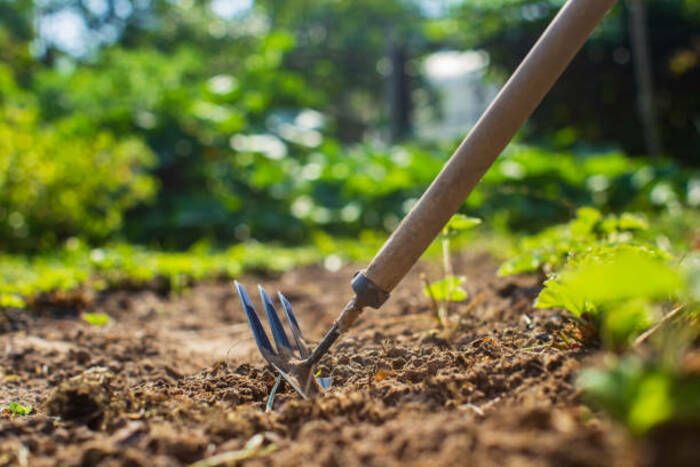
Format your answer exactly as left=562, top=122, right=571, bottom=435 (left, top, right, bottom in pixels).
left=364, top=0, right=618, bottom=293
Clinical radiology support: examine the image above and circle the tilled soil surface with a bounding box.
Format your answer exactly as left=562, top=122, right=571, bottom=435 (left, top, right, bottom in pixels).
left=1, top=253, right=643, bottom=466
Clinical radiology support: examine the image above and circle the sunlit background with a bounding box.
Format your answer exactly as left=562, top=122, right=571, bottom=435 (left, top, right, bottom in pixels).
left=1, top=0, right=698, bottom=251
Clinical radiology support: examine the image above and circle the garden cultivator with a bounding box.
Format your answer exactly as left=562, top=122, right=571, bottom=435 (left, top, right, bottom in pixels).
left=235, top=282, right=331, bottom=400
left=236, top=0, right=618, bottom=399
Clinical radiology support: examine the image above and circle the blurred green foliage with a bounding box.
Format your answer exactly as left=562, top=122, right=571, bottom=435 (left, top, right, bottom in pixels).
left=578, top=356, right=700, bottom=435
left=500, top=206, right=686, bottom=349
left=498, top=207, right=661, bottom=276
left=0, top=67, right=156, bottom=250
left=448, top=0, right=700, bottom=162
left=0, top=0, right=698, bottom=250
left=0, top=235, right=381, bottom=310
left=471, top=145, right=700, bottom=233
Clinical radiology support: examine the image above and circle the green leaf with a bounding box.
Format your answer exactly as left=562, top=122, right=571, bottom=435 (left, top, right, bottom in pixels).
left=82, top=312, right=111, bottom=327
left=618, top=212, right=649, bottom=231
left=442, top=214, right=481, bottom=236
left=577, top=358, right=644, bottom=423
left=561, top=251, right=681, bottom=304
left=570, top=207, right=602, bottom=236
left=627, top=373, right=673, bottom=434
left=497, top=254, right=541, bottom=276
left=423, top=275, right=468, bottom=302
left=577, top=358, right=683, bottom=435
left=7, top=402, right=32, bottom=416
left=0, top=293, right=25, bottom=309
left=535, top=276, right=588, bottom=316
left=602, top=299, right=654, bottom=349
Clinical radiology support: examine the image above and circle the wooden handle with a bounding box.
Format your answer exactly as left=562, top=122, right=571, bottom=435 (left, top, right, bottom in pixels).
left=364, top=0, right=618, bottom=293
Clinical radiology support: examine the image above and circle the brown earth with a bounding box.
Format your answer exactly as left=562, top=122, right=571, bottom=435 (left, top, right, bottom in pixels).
left=0, top=253, right=658, bottom=466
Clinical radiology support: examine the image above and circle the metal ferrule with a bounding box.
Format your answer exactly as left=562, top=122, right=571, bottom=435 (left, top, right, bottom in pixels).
left=351, top=271, right=390, bottom=309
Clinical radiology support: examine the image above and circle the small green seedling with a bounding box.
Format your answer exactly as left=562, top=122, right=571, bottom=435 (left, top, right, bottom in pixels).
left=82, top=311, right=111, bottom=327
left=423, top=214, right=481, bottom=328
left=5, top=402, right=32, bottom=417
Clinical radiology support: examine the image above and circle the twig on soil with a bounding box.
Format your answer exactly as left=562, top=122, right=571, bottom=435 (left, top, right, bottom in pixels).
left=463, top=290, right=487, bottom=315
left=190, top=434, right=278, bottom=467
left=460, top=403, right=485, bottom=417
left=460, top=397, right=501, bottom=417
left=518, top=344, right=552, bottom=354
left=634, top=304, right=685, bottom=347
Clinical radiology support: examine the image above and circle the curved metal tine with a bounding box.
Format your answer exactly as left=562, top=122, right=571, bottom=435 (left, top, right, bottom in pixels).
left=317, top=377, right=333, bottom=390
left=258, top=285, right=295, bottom=356
left=278, top=292, right=311, bottom=358
left=234, top=281, right=274, bottom=355
left=278, top=292, right=331, bottom=392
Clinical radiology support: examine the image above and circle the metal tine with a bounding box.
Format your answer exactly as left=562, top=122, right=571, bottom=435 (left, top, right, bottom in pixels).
left=258, top=285, right=295, bottom=356
left=278, top=292, right=332, bottom=391
left=234, top=281, right=274, bottom=355
left=317, top=378, right=332, bottom=390
left=278, top=291, right=310, bottom=358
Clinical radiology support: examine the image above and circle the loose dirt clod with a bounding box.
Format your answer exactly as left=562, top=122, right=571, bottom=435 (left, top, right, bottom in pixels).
left=44, top=367, right=120, bottom=430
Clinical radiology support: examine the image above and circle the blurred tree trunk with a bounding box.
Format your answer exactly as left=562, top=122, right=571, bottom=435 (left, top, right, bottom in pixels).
left=386, top=29, right=412, bottom=143
left=627, top=0, right=663, bottom=157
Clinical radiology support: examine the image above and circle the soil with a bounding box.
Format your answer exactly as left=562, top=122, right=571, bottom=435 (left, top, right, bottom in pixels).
left=0, top=252, right=667, bottom=466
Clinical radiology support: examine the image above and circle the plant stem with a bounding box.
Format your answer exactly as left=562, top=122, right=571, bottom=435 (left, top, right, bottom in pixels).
left=421, top=273, right=442, bottom=326
left=441, top=235, right=453, bottom=321
left=634, top=304, right=684, bottom=347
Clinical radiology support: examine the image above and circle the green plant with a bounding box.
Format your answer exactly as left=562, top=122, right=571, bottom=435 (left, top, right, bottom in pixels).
left=423, top=214, right=481, bottom=328
left=498, top=207, right=659, bottom=277
left=82, top=312, right=111, bottom=327
left=500, top=207, right=685, bottom=350
left=578, top=356, right=700, bottom=435
left=4, top=402, right=32, bottom=417
left=536, top=248, right=682, bottom=349
left=0, top=100, right=156, bottom=250
left=0, top=235, right=381, bottom=312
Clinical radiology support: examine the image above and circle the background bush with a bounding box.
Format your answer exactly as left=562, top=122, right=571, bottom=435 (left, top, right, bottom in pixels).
left=0, top=65, right=156, bottom=250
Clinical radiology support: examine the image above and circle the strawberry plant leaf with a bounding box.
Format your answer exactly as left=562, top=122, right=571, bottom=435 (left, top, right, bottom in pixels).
left=559, top=250, right=681, bottom=305
left=534, top=276, right=588, bottom=316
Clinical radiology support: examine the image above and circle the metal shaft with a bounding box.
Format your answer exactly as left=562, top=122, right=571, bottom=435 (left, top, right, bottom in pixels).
left=306, top=298, right=362, bottom=366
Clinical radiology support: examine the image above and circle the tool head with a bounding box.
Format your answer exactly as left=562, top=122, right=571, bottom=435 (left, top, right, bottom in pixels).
left=234, top=281, right=332, bottom=399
